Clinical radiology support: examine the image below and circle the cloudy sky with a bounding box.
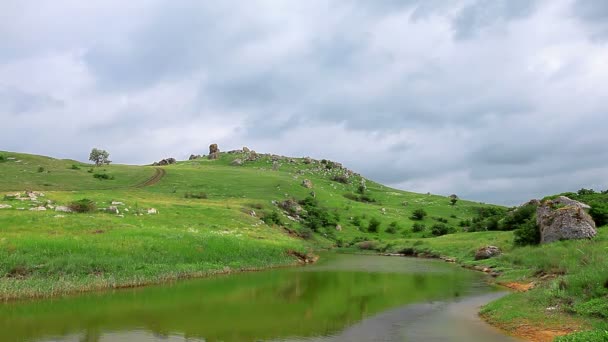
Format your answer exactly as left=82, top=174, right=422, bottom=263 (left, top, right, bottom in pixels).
left=1, top=0, right=607, bottom=205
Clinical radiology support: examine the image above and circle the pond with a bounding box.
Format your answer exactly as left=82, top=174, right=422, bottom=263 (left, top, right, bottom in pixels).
left=0, top=254, right=518, bottom=341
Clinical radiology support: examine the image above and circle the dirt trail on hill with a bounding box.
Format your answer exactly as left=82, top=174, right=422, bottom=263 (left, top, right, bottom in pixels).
left=133, top=168, right=166, bottom=188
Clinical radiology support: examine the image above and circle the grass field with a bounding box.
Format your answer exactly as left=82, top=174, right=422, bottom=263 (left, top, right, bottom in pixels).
left=1, top=149, right=606, bottom=341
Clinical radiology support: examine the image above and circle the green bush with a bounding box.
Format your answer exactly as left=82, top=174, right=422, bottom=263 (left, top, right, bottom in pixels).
left=352, top=216, right=362, bottom=227
left=298, top=227, right=314, bottom=240
left=555, top=329, right=608, bottom=342
left=412, top=222, right=426, bottom=232
left=501, top=204, right=537, bottom=231
left=262, top=211, right=282, bottom=226
left=343, top=193, right=376, bottom=203
left=68, top=199, right=96, bottom=213
left=0, top=154, right=6, bottom=162
left=331, top=174, right=350, bottom=184
left=410, top=208, right=427, bottom=220
left=513, top=218, right=540, bottom=246
left=93, top=173, right=114, bottom=180
left=385, top=221, right=399, bottom=234
left=367, top=217, right=381, bottom=233
left=433, top=217, right=448, bottom=223
left=430, top=223, right=453, bottom=236
left=299, top=197, right=338, bottom=232
left=185, top=192, right=208, bottom=199
left=37, top=166, right=45, bottom=173
left=589, top=204, right=608, bottom=227
left=70, top=164, right=81, bottom=170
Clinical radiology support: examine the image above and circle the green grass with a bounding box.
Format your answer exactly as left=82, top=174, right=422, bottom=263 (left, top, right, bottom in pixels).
left=0, top=150, right=488, bottom=300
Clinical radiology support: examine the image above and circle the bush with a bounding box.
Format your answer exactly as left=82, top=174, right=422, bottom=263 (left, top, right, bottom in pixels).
left=385, top=221, right=400, bottom=234
left=589, top=204, right=608, bottom=227
left=357, top=184, right=366, bottom=194
left=513, top=218, right=541, bottom=246
left=262, top=211, right=282, bottom=226
left=299, top=197, right=338, bottom=232
left=431, top=223, right=453, bottom=236
left=37, top=166, right=45, bottom=173
left=410, top=208, right=427, bottom=220
left=412, top=222, right=426, bottom=232
left=352, top=216, right=362, bottom=227
left=343, top=193, right=376, bottom=203
left=433, top=217, right=448, bottom=223
left=185, top=192, right=208, bottom=199
left=70, top=164, right=81, bottom=170
left=298, top=227, right=314, bottom=240
left=331, top=174, right=350, bottom=184
left=93, top=173, right=114, bottom=180
left=69, top=199, right=96, bottom=213
left=368, top=217, right=381, bottom=233
left=0, top=154, right=6, bottom=162
left=501, top=204, right=537, bottom=231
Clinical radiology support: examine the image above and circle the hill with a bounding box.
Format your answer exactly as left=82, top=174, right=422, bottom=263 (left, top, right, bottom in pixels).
left=0, top=149, right=489, bottom=300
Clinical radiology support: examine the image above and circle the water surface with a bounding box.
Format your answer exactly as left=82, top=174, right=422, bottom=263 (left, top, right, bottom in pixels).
left=0, top=254, right=517, bottom=342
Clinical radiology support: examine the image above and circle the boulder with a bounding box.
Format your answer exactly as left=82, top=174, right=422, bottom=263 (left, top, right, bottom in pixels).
left=0, top=204, right=12, bottom=209
left=475, top=246, right=502, bottom=260
left=302, top=179, right=313, bottom=189
left=106, top=206, right=120, bottom=214
left=272, top=161, right=280, bottom=171
left=231, top=158, right=243, bottom=166
left=538, top=198, right=596, bottom=244
left=279, top=199, right=302, bottom=216
left=111, top=201, right=124, bottom=206
left=189, top=154, right=201, bottom=160
left=55, top=206, right=73, bottom=213
left=156, top=158, right=176, bottom=166
left=208, top=144, right=220, bottom=160
left=29, top=206, right=46, bottom=211
left=246, top=151, right=258, bottom=161
left=243, top=147, right=250, bottom=153
left=335, top=224, right=342, bottom=231
left=147, top=208, right=158, bottom=215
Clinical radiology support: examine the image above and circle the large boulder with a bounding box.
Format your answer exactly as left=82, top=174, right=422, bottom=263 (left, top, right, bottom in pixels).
left=475, top=246, right=502, bottom=260
left=231, top=158, right=243, bottom=166
left=156, top=158, right=176, bottom=166
left=301, top=179, right=313, bottom=189
left=208, top=144, right=220, bottom=160
left=537, top=197, right=596, bottom=244
left=189, top=154, right=201, bottom=160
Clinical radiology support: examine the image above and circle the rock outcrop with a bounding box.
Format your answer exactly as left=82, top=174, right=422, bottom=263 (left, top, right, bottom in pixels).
left=189, top=154, right=201, bottom=160
left=208, top=144, right=220, bottom=160
left=153, top=158, right=176, bottom=166
left=537, top=197, right=596, bottom=244
left=475, top=246, right=502, bottom=260
left=302, top=179, right=313, bottom=189
left=231, top=158, right=243, bottom=166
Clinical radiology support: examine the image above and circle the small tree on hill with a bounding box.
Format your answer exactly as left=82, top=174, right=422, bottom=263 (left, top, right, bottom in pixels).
left=449, top=194, right=459, bottom=206
left=410, top=208, right=427, bottom=221
left=89, top=148, right=111, bottom=166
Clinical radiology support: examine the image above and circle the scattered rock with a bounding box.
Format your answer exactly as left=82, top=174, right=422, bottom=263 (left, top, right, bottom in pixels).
left=106, top=206, right=120, bottom=214
left=335, top=224, right=342, bottom=231
left=272, top=161, right=280, bottom=171
left=29, top=206, right=47, bottom=211
left=111, top=201, right=124, bottom=206
left=246, top=151, right=259, bottom=161
left=55, top=206, right=73, bottom=213
left=0, top=204, right=11, bottom=209
left=381, top=208, right=386, bottom=214
left=208, top=144, right=220, bottom=160
left=189, top=154, right=201, bottom=160
left=303, top=157, right=313, bottom=164
left=249, top=210, right=256, bottom=217
left=147, top=208, right=158, bottom=215
left=279, top=199, right=302, bottom=216
left=474, top=246, right=502, bottom=260
left=154, top=158, right=176, bottom=166
left=54, top=215, right=65, bottom=218
left=243, top=146, right=250, bottom=152
left=302, top=179, right=313, bottom=189
left=231, top=158, right=244, bottom=166
left=537, top=197, right=596, bottom=244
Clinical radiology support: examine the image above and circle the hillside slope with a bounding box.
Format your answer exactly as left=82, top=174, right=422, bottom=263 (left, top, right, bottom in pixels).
left=0, top=149, right=489, bottom=299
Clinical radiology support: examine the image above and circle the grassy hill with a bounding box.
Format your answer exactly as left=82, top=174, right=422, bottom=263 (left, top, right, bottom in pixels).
left=1, top=149, right=606, bottom=341
left=0, top=149, right=488, bottom=300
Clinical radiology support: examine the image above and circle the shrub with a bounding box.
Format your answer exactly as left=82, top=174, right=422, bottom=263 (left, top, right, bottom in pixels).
left=431, top=223, right=453, bottom=236
left=343, top=193, right=376, bottom=203
left=357, top=184, right=366, bottom=194
left=459, top=219, right=471, bottom=227
left=185, top=192, right=208, bottom=199
left=589, top=204, right=608, bottom=227
left=70, top=164, right=81, bottom=170
left=412, top=223, right=426, bottom=232
left=298, top=227, right=314, bottom=240
left=410, top=208, right=427, bottom=220
left=352, top=216, right=362, bottom=227
left=299, top=196, right=337, bottom=232
left=501, top=204, right=537, bottom=231
left=262, top=211, right=283, bottom=226
left=87, top=168, right=94, bottom=173
left=332, top=174, right=350, bottom=184
left=0, top=154, right=6, bottom=162
left=513, top=218, right=541, bottom=246
left=37, top=166, right=45, bottom=173
left=385, top=225, right=398, bottom=234
left=69, top=199, right=96, bottom=213
left=93, top=173, right=114, bottom=180
left=433, top=217, right=448, bottom=223
left=368, top=217, right=381, bottom=233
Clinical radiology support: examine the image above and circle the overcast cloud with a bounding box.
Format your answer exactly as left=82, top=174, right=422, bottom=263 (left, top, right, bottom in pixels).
left=1, top=0, right=607, bottom=205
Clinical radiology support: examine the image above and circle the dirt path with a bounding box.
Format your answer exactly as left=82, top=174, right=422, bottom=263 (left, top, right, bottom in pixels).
left=133, top=168, right=166, bottom=188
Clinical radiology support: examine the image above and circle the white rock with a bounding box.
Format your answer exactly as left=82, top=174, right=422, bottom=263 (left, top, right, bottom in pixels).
left=147, top=208, right=158, bottom=214
left=54, top=215, right=65, bottom=218
left=29, top=206, right=47, bottom=211
left=111, top=201, right=125, bottom=206
left=0, top=204, right=12, bottom=209
left=55, top=206, right=73, bottom=213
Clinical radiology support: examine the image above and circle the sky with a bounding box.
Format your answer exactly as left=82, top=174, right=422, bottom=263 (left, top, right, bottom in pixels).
left=1, top=0, right=607, bottom=205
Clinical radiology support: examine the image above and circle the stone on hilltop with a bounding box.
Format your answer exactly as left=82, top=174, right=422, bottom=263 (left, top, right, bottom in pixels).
left=208, top=144, right=220, bottom=160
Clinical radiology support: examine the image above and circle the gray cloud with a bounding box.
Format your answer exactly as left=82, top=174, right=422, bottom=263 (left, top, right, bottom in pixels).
left=0, top=0, right=607, bottom=205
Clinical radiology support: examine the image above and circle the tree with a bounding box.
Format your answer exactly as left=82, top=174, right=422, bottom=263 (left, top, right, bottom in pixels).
left=89, top=148, right=111, bottom=166
left=449, top=194, right=459, bottom=206
left=410, top=208, right=427, bottom=220
left=368, top=217, right=381, bottom=233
